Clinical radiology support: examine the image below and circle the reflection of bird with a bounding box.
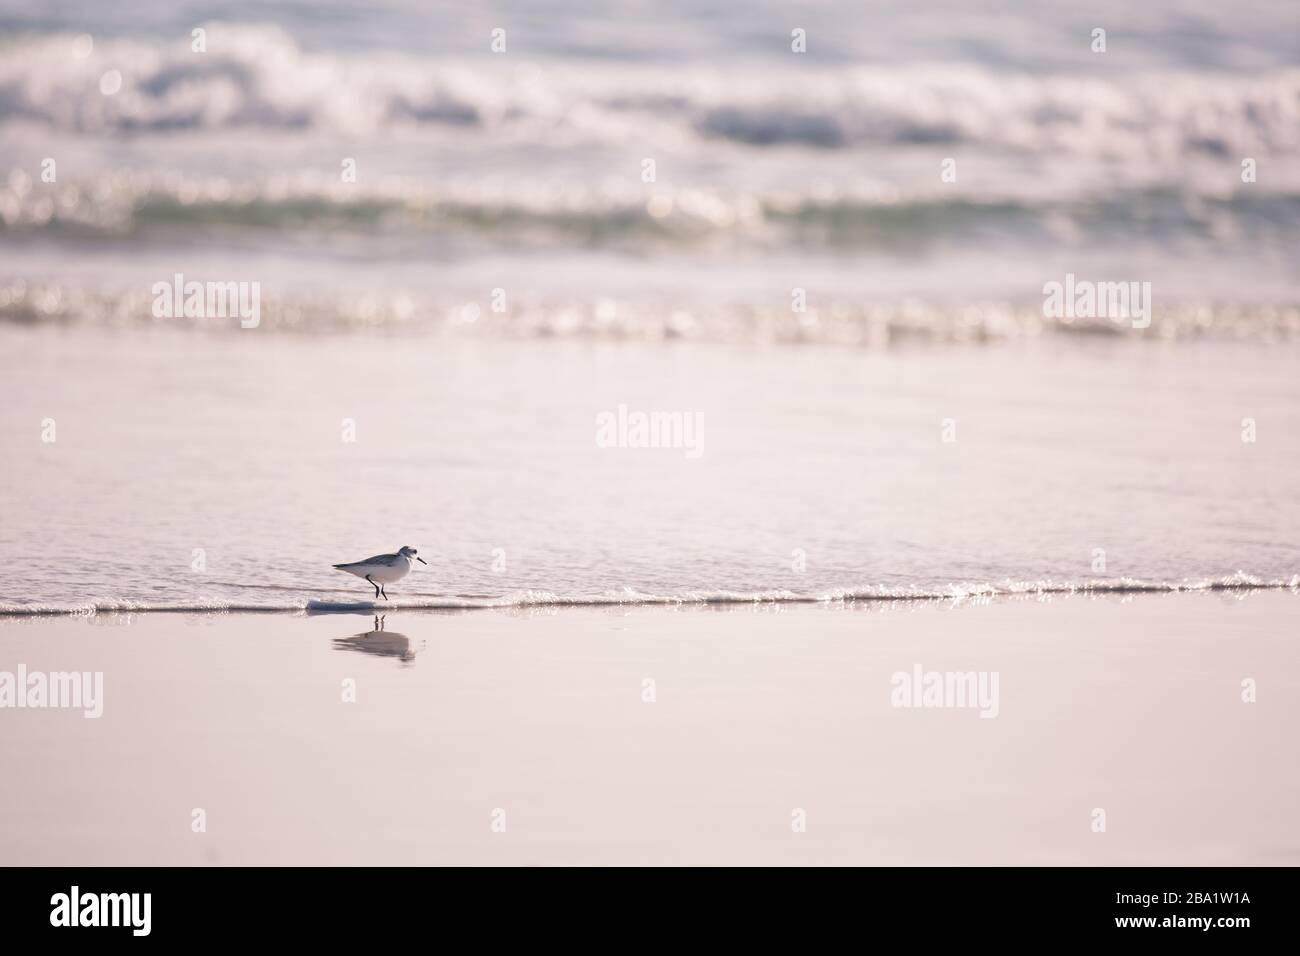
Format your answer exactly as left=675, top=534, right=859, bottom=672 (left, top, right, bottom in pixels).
left=332, top=545, right=426, bottom=600
left=332, top=615, right=421, bottom=664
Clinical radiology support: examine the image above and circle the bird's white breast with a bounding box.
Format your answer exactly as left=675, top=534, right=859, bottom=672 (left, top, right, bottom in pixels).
left=367, top=557, right=413, bottom=584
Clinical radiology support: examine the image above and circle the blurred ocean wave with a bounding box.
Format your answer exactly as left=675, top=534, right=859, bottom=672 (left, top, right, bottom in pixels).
left=2, top=26, right=1297, bottom=160
left=1, top=12, right=1296, bottom=343
left=3, top=165, right=1298, bottom=253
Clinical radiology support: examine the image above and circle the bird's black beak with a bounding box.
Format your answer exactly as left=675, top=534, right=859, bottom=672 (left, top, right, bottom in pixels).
left=416, top=557, right=427, bottom=565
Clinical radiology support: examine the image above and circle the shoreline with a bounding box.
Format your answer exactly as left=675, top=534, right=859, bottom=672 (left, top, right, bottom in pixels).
left=2, top=578, right=1298, bottom=618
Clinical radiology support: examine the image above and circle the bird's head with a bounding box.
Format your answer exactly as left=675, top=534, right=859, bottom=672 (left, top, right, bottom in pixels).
left=398, top=545, right=427, bottom=565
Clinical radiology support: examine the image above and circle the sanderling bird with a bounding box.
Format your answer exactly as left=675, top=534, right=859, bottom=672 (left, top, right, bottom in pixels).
left=332, top=546, right=426, bottom=600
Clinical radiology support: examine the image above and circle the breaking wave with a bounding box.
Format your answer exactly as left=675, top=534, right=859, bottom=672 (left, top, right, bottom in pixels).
left=1, top=25, right=1297, bottom=159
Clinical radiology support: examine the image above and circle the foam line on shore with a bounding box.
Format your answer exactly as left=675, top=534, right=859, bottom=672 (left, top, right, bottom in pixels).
left=2, top=575, right=1296, bottom=617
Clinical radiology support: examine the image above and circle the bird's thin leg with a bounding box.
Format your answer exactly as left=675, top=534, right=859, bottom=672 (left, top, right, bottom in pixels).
left=366, top=574, right=379, bottom=599
left=380, top=583, right=388, bottom=601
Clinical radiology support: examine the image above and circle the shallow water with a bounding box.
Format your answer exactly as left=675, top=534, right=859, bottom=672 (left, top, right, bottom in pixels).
left=1, top=327, right=1297, bottom=611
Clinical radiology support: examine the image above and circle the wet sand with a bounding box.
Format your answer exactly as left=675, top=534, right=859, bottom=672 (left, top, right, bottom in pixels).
left=1, top=590, right=1296, bottom=865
